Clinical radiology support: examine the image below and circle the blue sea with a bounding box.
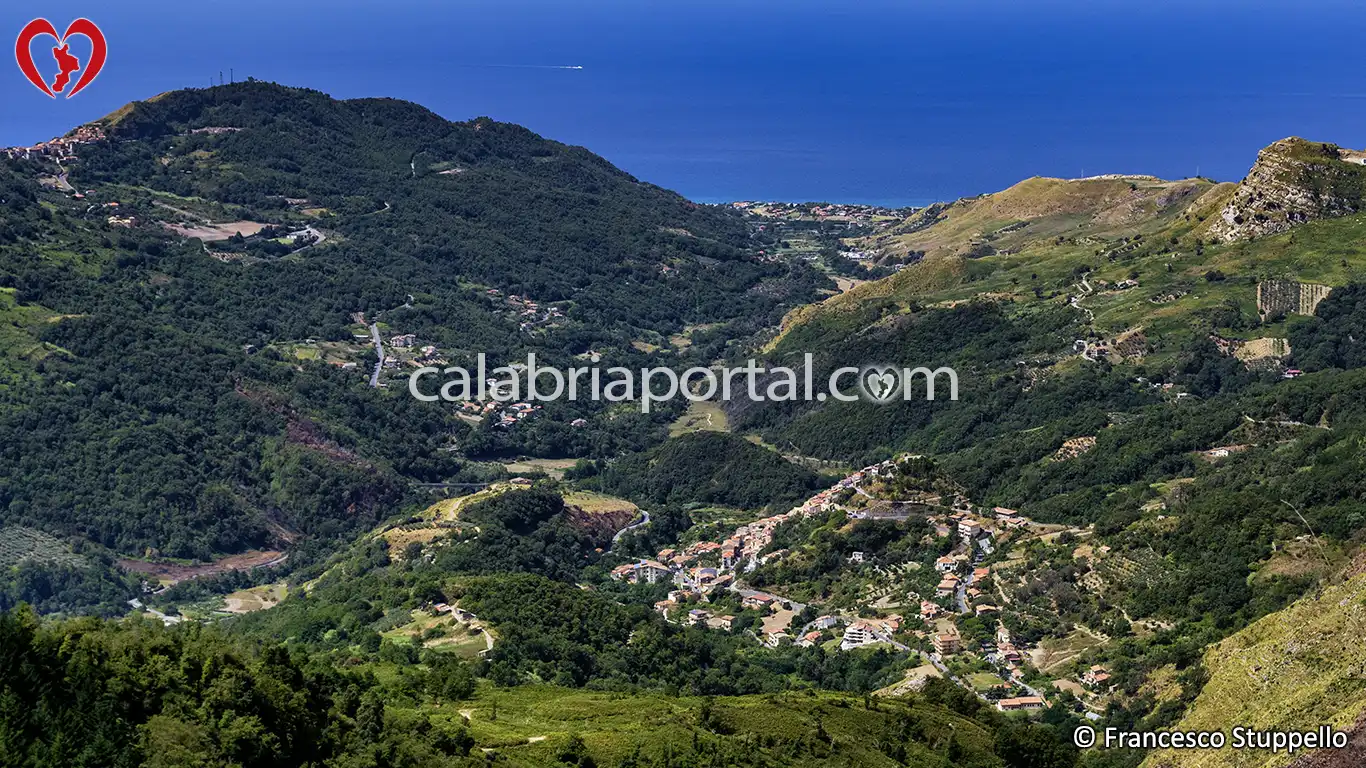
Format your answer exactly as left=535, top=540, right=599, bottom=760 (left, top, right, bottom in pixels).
left=4, top=0, right=1366, bottom=207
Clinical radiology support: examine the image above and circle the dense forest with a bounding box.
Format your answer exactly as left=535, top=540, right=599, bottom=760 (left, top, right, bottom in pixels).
left=0, top=606, right=480, bottom=768
left=728, top=300, right=1137, bottom=462
left=580, top=431, right=825, bottom=510
left=0, top=604, right=1079, bottom=768
left=0, top=82, right=832, bottom=609
left=79, top=82, right=828, bottom=337
left=433, top=489, right=604, bottom=582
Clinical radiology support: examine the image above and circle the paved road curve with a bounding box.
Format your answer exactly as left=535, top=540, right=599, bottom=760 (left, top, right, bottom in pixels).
left=368, top=323, right=384, bottom=387
left=611, top=510, right=651, bottom=549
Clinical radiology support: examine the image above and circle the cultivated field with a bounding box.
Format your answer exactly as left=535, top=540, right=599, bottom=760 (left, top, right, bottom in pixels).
left=223, top=582, right=288, bottom=614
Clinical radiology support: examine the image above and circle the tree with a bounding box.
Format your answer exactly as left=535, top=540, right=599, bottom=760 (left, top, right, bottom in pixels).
left=425, top=653, right=476, bottom=701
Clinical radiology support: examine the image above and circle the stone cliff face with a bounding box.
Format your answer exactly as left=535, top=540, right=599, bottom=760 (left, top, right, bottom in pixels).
left=1207, top=137, right=1366, bottom=242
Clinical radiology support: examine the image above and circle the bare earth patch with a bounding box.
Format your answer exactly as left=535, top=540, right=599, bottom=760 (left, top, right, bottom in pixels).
left=223, top=582, right=288, bottom=614
left=119, top=550, right=287, bottom=586
left=164, top=220, right=269, bottom=242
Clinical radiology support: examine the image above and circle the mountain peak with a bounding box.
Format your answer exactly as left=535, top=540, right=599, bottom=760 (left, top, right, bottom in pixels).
left=1206, top=136, right=1366, bottom=242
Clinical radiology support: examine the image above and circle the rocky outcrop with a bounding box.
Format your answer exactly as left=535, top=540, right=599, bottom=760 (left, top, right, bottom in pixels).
left=1207, top=137, right=1366, bottom=242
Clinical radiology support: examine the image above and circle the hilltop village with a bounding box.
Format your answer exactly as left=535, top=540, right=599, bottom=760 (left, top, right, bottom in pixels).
left=3, top=124, right=107, bottom=162
left=609, top=456, right=1113, bottom=714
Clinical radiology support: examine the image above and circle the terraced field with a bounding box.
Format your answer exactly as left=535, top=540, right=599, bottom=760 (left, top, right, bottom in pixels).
left=0, top=526, right=85, bottom=569
left=410, top=684, right=1001, bottom=768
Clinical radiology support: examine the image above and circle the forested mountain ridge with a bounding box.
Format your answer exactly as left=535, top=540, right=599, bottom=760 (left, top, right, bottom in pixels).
left=0, top=82, right=830, bottom=613
left=77, top=81, right=823, bottom=335
left=581, top=431, right=825, bottom=510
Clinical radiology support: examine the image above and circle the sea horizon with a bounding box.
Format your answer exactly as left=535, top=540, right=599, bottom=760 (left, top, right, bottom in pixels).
left=4, top=0, right=1363, bottom=206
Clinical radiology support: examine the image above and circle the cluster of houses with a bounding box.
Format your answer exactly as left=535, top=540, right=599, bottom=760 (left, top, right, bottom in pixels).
left=617, top=459, right=1037, bottom=638
left=927, top=506, right=1032, bottom=591
left=375, top=333, right=547, bottom=429
left=667, top=591, right=802, bottom=634
left=1082, top=665, right=1112, bottom=689
left=387, top=334, right=447, bottom=367
left=612, top=462, right=911, bottom=643
left=619, top=473, right=864, bottom=590
left=838, top=616, right=900, bottom=650
left=906, top=506, right=1052, bottom=708
left=922, top=507, right=1041, bottom=647
left=611, top=559, right=673, bottom=585
left=3, top=124, right=106, bottom=161
left=608, top=457, right=1083, bottom=716
left=687, top=609, right=734, bottom=630
left=430, top=602, right=478, bottom=624
left=100, top=201, right=137, bottom=228
left=482, top=289, right=567, bottom=333
left=984, top=625, right=1028, bottom=675
left=729, top=200, right=907, bottom=227
left=646, top=591, right=910, bottom=654
left=490, top=402, right=541, bottom=428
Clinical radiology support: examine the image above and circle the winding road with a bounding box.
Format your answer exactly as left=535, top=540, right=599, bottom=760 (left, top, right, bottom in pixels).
left=288, top=225, right=326, bottom=252
left=1070, top=274, right=1097, bottom=324
left=368, top=323, right=385, bottom=387
left=611, top=510, right=651, bottom=548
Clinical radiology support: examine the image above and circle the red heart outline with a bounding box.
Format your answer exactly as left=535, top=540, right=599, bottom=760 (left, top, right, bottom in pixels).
left=15, top=18, right=107, bottom=98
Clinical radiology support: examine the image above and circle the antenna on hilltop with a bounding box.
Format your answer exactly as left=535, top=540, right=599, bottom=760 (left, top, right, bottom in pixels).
left=230, top=68, right=234, bottom=84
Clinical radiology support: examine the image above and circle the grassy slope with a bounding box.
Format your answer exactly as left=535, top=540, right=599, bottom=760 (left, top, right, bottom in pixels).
left=0, top=287, right=58, bottom=385
left=412, top=683, right=1001, bottom=768
left=871, top=176, right=1217, bottom=261
left=1142, top=567, right=1366, bottom=768
left=772, top=169, right=1366, bottom=360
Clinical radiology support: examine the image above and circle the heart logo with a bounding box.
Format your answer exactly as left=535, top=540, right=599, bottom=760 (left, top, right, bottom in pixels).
left=15, top=18, right=107, bottom=99
left=859, top=365, right=901, bottom=404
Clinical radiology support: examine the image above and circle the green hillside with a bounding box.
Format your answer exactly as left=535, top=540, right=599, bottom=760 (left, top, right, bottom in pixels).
left=1143, top=564, right=1366, bottom=768
left=779, top=172, right=1366, bottom=358
left=0, top=604, right=1080, bottom=768
left=687, top=144, right=1366, bottom=767
left=9, top=82, right=1366, bottom=768
left=78, top=82, right=821, bottom=335
left=739, top=139, right=1366, bottom=469
left=0, top=82, right=829, bottom=611
left=585, top=431, right=824, bottom=510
